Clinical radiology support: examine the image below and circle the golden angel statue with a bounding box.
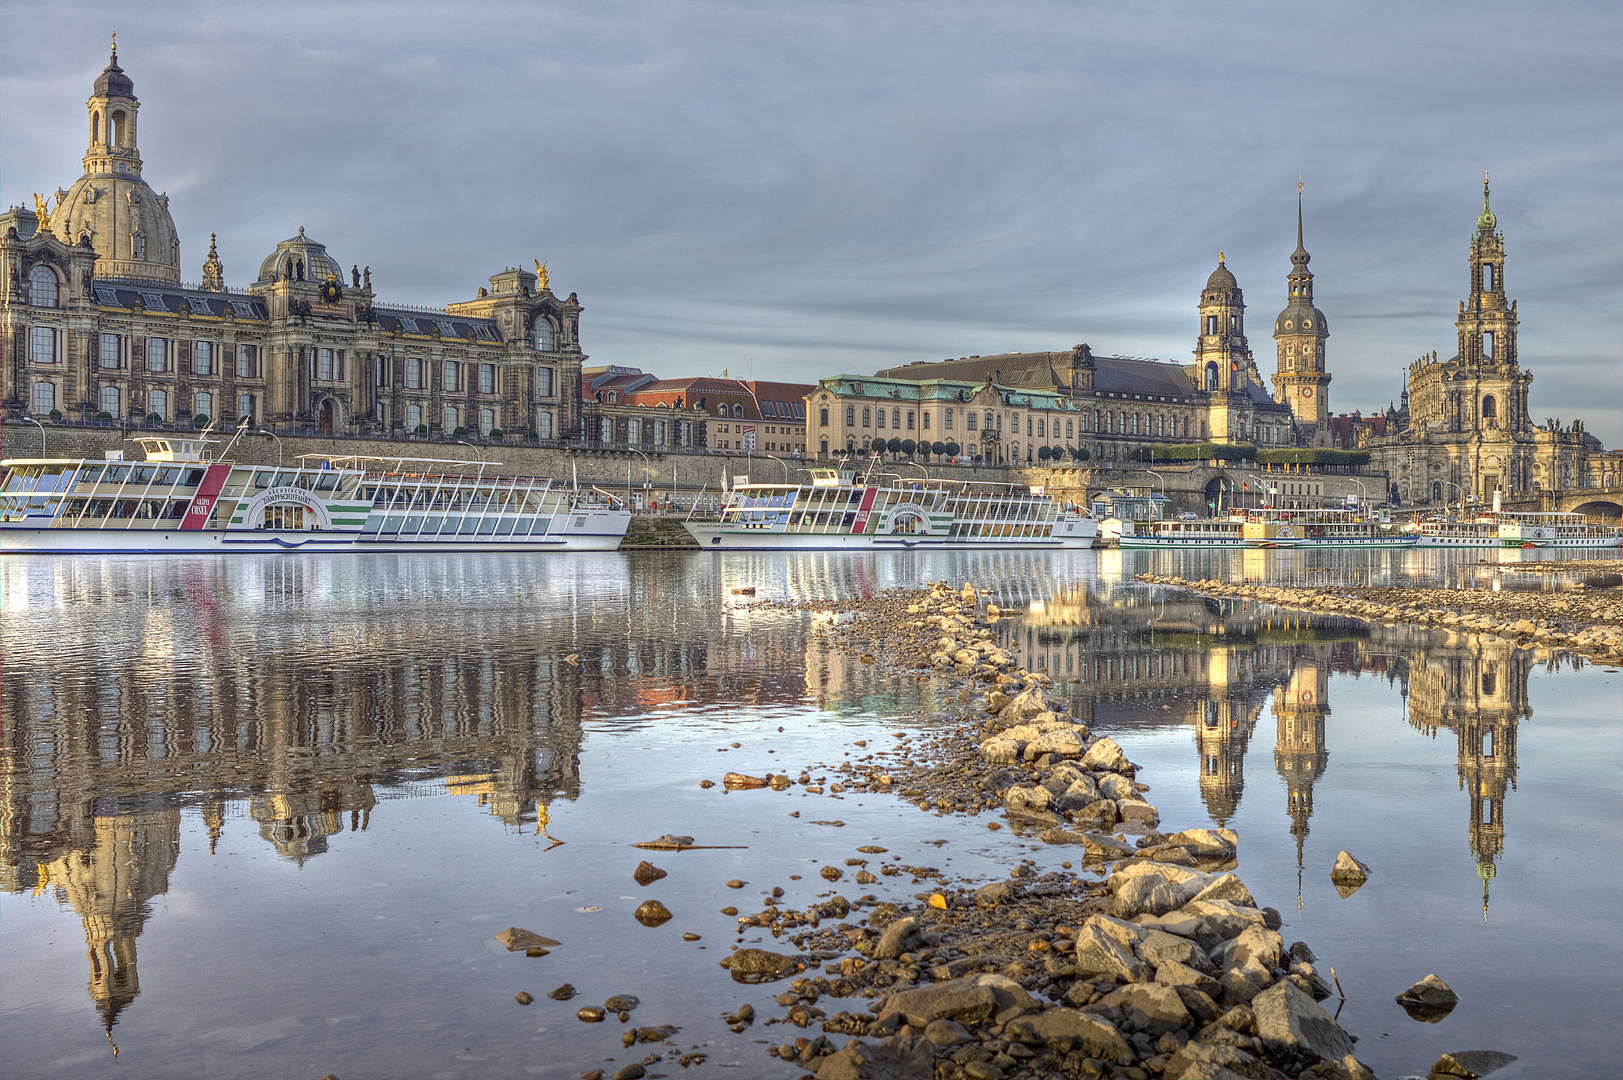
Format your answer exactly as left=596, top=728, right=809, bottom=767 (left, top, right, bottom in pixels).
left=534, top=260, right=550, bottom=290
left=33, top=193, right=53, bottom=232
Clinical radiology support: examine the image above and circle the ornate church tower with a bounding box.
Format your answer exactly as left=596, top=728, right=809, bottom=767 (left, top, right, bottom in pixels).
left=1194, top=254, right=1248, bottom=394
left=1272, top=192, right=1331, bottom=444
left=1274, top=650, right=1330, bottom=905
left=48, top=38, right=182, bottom=283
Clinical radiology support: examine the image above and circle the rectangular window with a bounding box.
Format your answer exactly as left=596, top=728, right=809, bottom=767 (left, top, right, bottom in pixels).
left=892, top=408, right=901, bottom=428
left=536, top=366, right=554, bottom=397
left=193, top=341, right=213, bottom=376
left=100, top=333, right=121, bottom=368
left=480, top=408, right=496, bottom=436
left=33, top=381, right=55, bottom=414
left=32, top=327, right=56, bottom=365
left=1482, top=331, right=1494, bottom=359
left=537, top=410, right=554, bottom=439
left=862, top=408, right=871, bottom=427
left=967, top=413, right=977, bottom=430
left=627, top=418, right=641, bottom=443
left=405, top=358, right=423, bottom=389
left=318, top=348, right=334, bottom=381
left=876, top=409, right=885, bottom=429
left=147, top=388, right=168, bottom=420
left=678, top=421, right=691, bottom=447
left=1066, top=420, right=1073, bottom=438
left=406, top=404, right=422, bottom=432
left=101, top=385, right=121, bottom=417
left=443, top=361, right=460, bottom=393
left=147, top=337, right=167, bottom=372
left=846, top=406, right=855, bottom=426
left=444, top=405, right=460, bottom=432
left=375, top=355, right=387, bottom=386
left=237, top=394, right=256, bottom=424
left=194, top=391, right=213, bottom=420
left=1037, top=419, right=1044, bottom=438
left=335, top=350, right=345, bottom=381
left=599, top=417, right=613, bottom=442
left=944, top=410, right=953, bottom=430
left=479, top=363, right=496, bottom=394
left=236, top=345, right=256, bottom=378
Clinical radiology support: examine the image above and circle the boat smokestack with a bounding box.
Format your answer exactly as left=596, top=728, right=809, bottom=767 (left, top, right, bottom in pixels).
left=1493, top=488, right=1502, bottom=513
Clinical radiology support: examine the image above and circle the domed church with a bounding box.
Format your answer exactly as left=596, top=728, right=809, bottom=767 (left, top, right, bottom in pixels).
left=1, top=42, right=602, bottom=444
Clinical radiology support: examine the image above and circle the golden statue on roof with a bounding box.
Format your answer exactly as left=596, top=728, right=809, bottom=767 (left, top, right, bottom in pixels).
left=534, top=260, right=550, bottom=290
left=33, top=193, right=53, bottom=232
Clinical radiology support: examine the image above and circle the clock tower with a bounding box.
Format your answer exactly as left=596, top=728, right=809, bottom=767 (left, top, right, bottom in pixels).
left=1271, top=191, right=1331, bottom=444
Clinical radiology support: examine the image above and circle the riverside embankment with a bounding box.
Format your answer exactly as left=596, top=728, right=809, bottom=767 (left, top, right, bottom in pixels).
left=1132, top=573, right=1623, bottom=664
left=664, top=582, right=1498, bottom=1080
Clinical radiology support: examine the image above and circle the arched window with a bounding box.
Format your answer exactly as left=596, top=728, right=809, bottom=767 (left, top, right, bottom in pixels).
left=110, top=110, right=126, bottom=146
left=193, top=392, right=213, bottom=421
left=733, top=405, right=743, bottom=418
left=132, top=233, right=145, bottom=260
left=862, top=407, right=871, bottom=427
left=444, top=405, right=460, bottom=432
left=32, top=381, right=56, bottom=415
left=239, top=394, right=257, bottom=425
left=1481, top=395, right=1497, bottom=419
left=101, top=385, right=121, bottom=417
left=537, top=410, right=554, bottom=439
left=845, top=406, right=855, bottom=425
left=28, top=266, right=58, bottom=307
left=718, top=404, right=728, bottom=416
left=819, top=408, right=829, bottom=426
left=480, top=408, right=496, bottom=436
left=1205, top=361, right=1219, bottom=391
left=92, top=111, right=102, bottom=144
left=534, top=319, right=555, bottom=351
left=148, top=388, right=168, bottom=421
left=1432, top=481, right=1442, bottom=502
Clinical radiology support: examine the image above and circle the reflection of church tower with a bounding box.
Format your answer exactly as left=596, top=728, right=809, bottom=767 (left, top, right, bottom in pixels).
left=1404, top=637, right=1528, bottom=914
left=1273, top=653, right=1330, bottom=905
left=1191, top=649, right=1258, bottom=824
left=41, top=810, right=180, bottom=1036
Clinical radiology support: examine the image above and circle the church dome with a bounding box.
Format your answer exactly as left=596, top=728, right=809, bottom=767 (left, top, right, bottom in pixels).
left=52, top=173, right=180, bottom=283
left=1206, top=258, right=1237, bottom=291
left=256, top=228, right=344, bottom=284
left=1274, top=304, right=1328, bottom=335
left=93, top=50, right=135, bottom=100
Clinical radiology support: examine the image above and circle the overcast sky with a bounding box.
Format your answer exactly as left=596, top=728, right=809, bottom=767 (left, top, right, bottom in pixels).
left=5, top=1, right=1619, bottom=443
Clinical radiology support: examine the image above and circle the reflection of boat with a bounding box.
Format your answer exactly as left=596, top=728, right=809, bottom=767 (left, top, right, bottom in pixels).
left=684, top=467, right=1098, bottom=550
left=1, top=437, right=629, bottom=553
left=1496, top=511, right=1622, bottom=549
left=1241, top=509, right=1415, bottom=549
left=1119, top=517, right=1247, bottom=548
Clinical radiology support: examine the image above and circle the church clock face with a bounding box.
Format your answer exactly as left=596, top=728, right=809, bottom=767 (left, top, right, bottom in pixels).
left=1301, top=387, right=1313, bottom=398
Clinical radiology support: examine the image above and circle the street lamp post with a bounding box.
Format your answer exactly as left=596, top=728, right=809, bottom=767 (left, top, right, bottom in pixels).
left=1444, top=480, right=1464, bottom=513
left=257, top=429, right=284, bottom=467
left=628, top=448, right=651, bottom=511
left=21, top=416, right=46, bottom=457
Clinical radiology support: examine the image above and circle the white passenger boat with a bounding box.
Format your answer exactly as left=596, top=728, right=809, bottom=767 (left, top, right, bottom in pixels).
left=1118, top=516, right=1247, bottom=548
left=683, top=467, right=1098, bottom=550
left=1, top=436, right=629, bottom=554
left=1496, top=511, right=1622, bottom=549
left=1406, top=516, right=1504, bottom=548
left=1241, top=508, right=1415, bottom=549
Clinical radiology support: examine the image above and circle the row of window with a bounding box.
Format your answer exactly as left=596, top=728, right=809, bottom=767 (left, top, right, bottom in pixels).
left=28, top=330, right=264, bottom=378
left=398, top=359, right=556, bottom=397
left=590, top=417, right=694, bottom=446
left=30, top=380, right=258, bottom=424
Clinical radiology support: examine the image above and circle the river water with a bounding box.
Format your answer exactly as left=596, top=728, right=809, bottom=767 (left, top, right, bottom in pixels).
left=1, top=549, right=1617, bottom=1079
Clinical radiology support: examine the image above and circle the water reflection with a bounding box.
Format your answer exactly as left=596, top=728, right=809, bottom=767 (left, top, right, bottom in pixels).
left=0, top=549, right=1606, bottom=1066
left=1006, top=578, right=1586, bottom=913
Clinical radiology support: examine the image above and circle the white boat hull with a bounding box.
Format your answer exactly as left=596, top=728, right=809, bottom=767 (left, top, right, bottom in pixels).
left=683, top=523, right=1097, bottom=551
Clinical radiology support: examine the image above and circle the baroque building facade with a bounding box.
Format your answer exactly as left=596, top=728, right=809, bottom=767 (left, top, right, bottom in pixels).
left=869, top=241, right=1304, bottom=461
left=1364, top=181, right=1610, bottom=505
left=2, top=45, right=584, bottom=443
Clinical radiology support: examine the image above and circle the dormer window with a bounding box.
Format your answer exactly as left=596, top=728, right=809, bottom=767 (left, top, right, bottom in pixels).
left=606, top=390, right=618, bottom=403
left=131, top=232, right=145, bottom=259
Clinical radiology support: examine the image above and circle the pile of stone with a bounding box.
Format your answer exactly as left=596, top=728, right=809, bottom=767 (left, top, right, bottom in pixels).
left=1136, top=574, right=1623, bottom=663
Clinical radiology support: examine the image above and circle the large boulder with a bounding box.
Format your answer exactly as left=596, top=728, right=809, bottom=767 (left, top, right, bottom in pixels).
left=1072, top=799, right=1120, bottom=826
left=873, top=916, right=923, bottom=960
left=876, top=974, right=1038, bottom=1029
left=1055, top=777, right=1102, bottom=811
left=1162, top=1042, right=1270, bottom=1080
left=1162, top=828, right=1238, bottom=859
left=814, top=1032, right=936, bottom=1079
left=1154, top=960, right=1220, bottom=993
left=1005, top=1007, right=1131, bottom=1060
left=1073, top=922, right=1151, bottom=983
left=1111, top=874, right=1185, bottom=919
left=1222, top=925, right=1284, bottom=972
left=1183, top=899, right=1267, bottom=941
left=1097, top=772, right=1137, bottom=801
left=1026, top=728, right=1085, bottom=759
left=1080, top=737, right=1133, bottom=773
left=979, top=739, right=1021, bottom=764
left=1081, top=831, right=1136, bottom=859
left=1252, top=979, right=1356, bottom=1070
left=1331, top=850, right=1371, bottom=897
left=1117, top=800, right=1161, bottom=826
left=1099, top=982, right=1193, bottom=1035
left=1396, top=973, right=1459, bottom=1022
left=1190, top=873, right=1256, bottom=908
left=1004, top=785, right=1054, bottom=814
left=1429, top=1050, right=1519, bottom=1078
left=999, top=686, right=1053, bottom=721
left=1137, top=929, right=1215, bottom=973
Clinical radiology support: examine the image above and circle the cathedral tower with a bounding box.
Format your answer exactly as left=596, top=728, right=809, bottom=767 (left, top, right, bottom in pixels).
left=48, top=38, right=182, bottom=283
left=1194, top=254, right=1248, bottom=395
left=1272, top=192, right=1331, bottom=443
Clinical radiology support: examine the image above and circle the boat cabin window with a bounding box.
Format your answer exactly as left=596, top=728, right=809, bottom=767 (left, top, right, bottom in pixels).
left=254, top=471, right=274, bottom=489
left=273, top=472, right=298, bottom=487
left=76, top=466, right=106, bottom=485
left=315, top=473, right=339, bottom=491
left=129, top=467, right=156, bottom=485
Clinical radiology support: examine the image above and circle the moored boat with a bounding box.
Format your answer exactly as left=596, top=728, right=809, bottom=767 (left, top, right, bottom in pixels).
left=1496, top=511, right=1622, bottom=549
left=1118, top=516, right=1247, bottom=548
left=1, top=436, right=629, bottom=554
left=1241, top=508, right=1414, bottom=548
left=682, top=467, right=1098, bottom=550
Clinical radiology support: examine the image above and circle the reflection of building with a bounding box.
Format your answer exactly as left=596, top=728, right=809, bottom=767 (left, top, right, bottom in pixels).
left=1400, top=630, right=1531, bottom=913
left=35, top=809, right=180, bottom=1037
left=1273, top=651, right=1331, bottom=904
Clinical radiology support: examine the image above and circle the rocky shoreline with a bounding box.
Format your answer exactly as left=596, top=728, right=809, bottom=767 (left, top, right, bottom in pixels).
left=574, top=581, right=1517, bottom=1080
left=1132, top=573, right=1623, bottom=664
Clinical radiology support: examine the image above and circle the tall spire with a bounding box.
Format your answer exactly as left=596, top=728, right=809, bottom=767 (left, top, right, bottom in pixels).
left=1476, top=172, right=1497, bottom=235
left=1296, top=177, right=1305, bottom=253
